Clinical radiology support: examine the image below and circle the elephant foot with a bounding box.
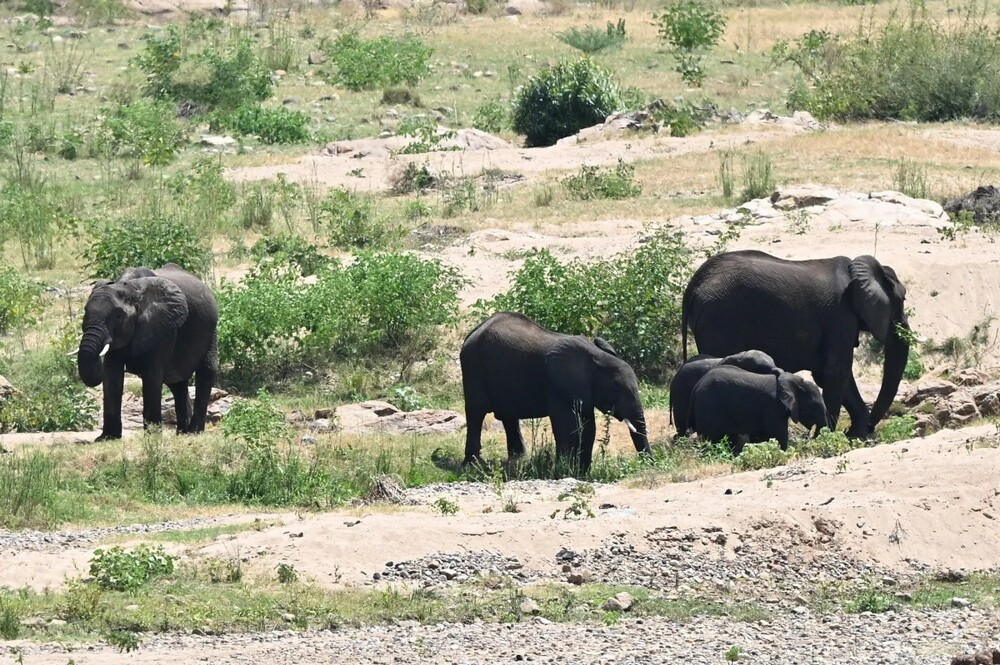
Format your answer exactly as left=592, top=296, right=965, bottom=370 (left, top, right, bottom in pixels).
left=95, top=431, right=122, bottom=442
left=462, top=454, right=485, bottom=468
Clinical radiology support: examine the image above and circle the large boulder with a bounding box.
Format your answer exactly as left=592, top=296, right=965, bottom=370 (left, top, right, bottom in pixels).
left=333, top=400, right=466, bottom=436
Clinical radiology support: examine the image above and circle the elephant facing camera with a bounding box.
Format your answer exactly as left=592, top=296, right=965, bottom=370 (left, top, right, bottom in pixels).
left=688, top=365, right=829, bottom=456
left=75, top=263, right=219, bottom=442
left=460, top=312, right=650, bottom=475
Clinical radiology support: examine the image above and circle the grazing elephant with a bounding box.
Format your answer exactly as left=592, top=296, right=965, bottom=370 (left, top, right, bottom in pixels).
left=682, top=250, right=910, bottom=438
left=669, top=350, right=777, bottom=436
left=75, top=264, right=219, bottom=441
left=689, top=366, right=829, bottom=455
left=460, top=312, right=650, bottom=473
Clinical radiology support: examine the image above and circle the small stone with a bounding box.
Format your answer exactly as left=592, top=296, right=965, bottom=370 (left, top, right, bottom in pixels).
left=441, top=569, right=458, bottom=580
left=881, top=576, right=897, bottom=586
left=124, top=604, right=139, bottom=612
left=951, top=597, right=972, bottom=608
left=281, top=613, right=296, bottom=622
left=567, top=570, right=591, bottom=585
left=555, top=548, right=576, bottom=561
left=301, top=435, right=317, bottom=445
left=48, top=619, right=66, bottom=626
left=519, top=598, right=541, bottom=615
left=307, top=51, right=326, bottom=65
left=894, top=592, right=913, bottom=602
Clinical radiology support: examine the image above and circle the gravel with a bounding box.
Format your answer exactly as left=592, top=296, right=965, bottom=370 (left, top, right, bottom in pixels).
left=0, top=515, right=241, bottom=553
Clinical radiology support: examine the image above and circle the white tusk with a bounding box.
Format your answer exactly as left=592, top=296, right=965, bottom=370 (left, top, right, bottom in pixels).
left=67, top=348, right=79, bottom=356
left=624, top=419, right=638, bottom=434
left=99, top=343, right=110, bottom=358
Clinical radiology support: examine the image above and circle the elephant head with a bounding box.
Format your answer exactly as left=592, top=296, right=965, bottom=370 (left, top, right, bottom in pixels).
left=776, top=370, right=830, bottom=436
left=545, top=337, right=650, bottom=454
left=848, top=256, right=909, bottom=430
left=719, top=350, right=776, bottom=374
left=77, top=275, right=189, bottom=387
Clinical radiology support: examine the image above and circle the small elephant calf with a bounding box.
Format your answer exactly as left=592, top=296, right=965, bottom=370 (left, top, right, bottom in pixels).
left=669, top=350, right=776, bottom=436
left=688, top=365, right=829, bottom=455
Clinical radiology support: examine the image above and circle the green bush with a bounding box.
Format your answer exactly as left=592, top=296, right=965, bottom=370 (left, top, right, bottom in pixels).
left=396, top=116, right=458, bottom=155
left=877, top=415, right=916, bottom=444
left=0, top=182, right=76, bottom=270
left=211, top=104, right=311, bottom=144
left=775, top=13, right=1000, bottom=122
left=794, top=428, right=856, bottom=458
left=222, top=388, right=291, bottom=448
left=97, top=98, right=185, bottom=165
left=0, top=451, right=61, bottom=529
left=321, top=33, right=432, bottom=91
left=319, top=188, right=403, bottom=249
left=656, top=0, right=726, bottom=86
left=473, top=98, right=509, bottom=134
left=512, top=58, right=624, bottom=147
left=562, top=159, right=642, bottom=200
left=83, top=216, right=212, bottom=279
left=0, top=346, right=98, bottom=434
left=136, top=26, right=272, bottom=113
left=903, top=349, right=925, bottom=381
left=250, top=233, right=329, bottom=276
left=0, top=263, right=42, bottom=334
left=89, top=544, right=176, bottom=592
left=479, top=228, right=693, bottom=380
left=166, top=156, right=237, bottom=232
left=732, top=441, right=791, bottom=471
left=556, top=19, right=627, bottom=55
left=217, top=252, right=462, bottom=386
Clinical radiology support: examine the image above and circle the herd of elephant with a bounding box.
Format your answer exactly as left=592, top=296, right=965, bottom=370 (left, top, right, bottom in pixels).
left=73, top=249, right=911, bottom=474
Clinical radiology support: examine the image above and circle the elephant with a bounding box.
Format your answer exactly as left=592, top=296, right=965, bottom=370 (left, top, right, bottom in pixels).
left=669, top=350, right=777, bottom=436
left=75, top=263, right=219, bottom=441
left=681, top=250, right=910, bottom=438
left=688, top=365, right=830, bottom=455
left=460, top=312, right=650, bottom=473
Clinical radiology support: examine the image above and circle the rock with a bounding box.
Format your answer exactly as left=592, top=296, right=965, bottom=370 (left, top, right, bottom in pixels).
left=912, top=412, right=940, bottom=436
left=310, top=418, right=335, bottom=432
left=601, top=592, right=634, bottom=612
left=519, top=598, right=541, bottom=615
left=770, top=185, right=840, bottom=209
left=567, top=569, right=591, bottom=585
left=307, top=51, right=326, bottom=65
left=125, top=604, right=140, bottom=611
left=900, top=379, right=958, bottom=406
left=944, top=393, right=980, bottom=425
left=556, top=548, right=577, bottom=562
left=975, top=652, right=994, bottom=665
left=953, top=657, right=977, bottom=665
left=952, top=368, right=991, bottom=386
left=951, top=597, right=972, bottom=608
left=48, top=619, right=66, bottom=626
left=161, top=387, right=235, bottom=426
left=973, top=384, right=1000, bottom=417
left=943, top=184, right=1000, bottom=226
left=199, top=134, right=237, bottom=152
left=0, top=375, right=15, bottom=409
left=363, top=474, right=415, bottom=505
left=504, top=4, right=522, bottom=13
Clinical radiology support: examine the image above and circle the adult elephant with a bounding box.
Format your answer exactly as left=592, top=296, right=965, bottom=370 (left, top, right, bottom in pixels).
left=688, top=365, right=829, bottom=455
left=461, top=312, right=650, bottom=473
left=682, top=250, right=910, bottom=438
left=75, top=264, right=219, bottom=441
left=670, top=350, right=776, bottom=436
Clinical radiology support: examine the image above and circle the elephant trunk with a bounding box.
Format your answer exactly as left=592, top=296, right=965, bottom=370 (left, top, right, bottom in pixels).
left=869, top=323, right=910, bottom=430
left=621, top=402, right=650, bottom=454
left=78, top=326, right=109, bottom=388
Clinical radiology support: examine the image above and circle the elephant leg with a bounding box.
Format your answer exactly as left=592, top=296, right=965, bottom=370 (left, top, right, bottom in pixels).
left=578, top=414, right=597, bottom=473
left=843, top=376, right=872, bottom=438
left=501, top=418, right=525, bottom=459
left=141, top=368, right=166, bottom=429
left=189, top=351, right=218, bottom=434
left=463, top=408, right=487, bottom=465
left=548, top=399, right=584, bottom=475
left=97, top=358, right=126, bottom=441
left=817, top=361, right=851, bottom=434
left=775, top=420, right=790, bottom=451
left=169, top=381, right=191, bottom=434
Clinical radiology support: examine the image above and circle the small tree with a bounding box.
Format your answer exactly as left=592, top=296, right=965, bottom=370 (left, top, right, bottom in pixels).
left=656, top=0, right=726, bottom=86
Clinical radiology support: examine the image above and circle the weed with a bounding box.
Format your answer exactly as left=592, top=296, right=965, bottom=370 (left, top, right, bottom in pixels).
left=551, top=484, right=595, bottom=519
left=787, top=209, right=811, bottom=235
left=725, top=646, right=744, bottom=662
left=739, top=150, right=775, bottom=203
left=562, top=160, right=642, bottom=200
left=205, top=557, right=243, bottom=583
left=845, top=580, right=896, bottom=613
left=320, top=188, right=403, bottom=250
left=473, top=98, right=508, bottom=134
left=90, top=544, right=177, bottom=592
left=893, top=159, right=931, bottom=200
left=211, top=104, right=311, bottom=144
left=718, top=150, right=735, bottom=200
left=321, top=33, right=432, bottom=91
left=795, top=428, right=856, bottom=459
left=556, top=19, right=627, bottom=55
left=0, top=596, right=21, bottom=639
left=732, top=441, right=791, bottom=471
left=655, top=0, right=726, bottom=86
left=382, top=87, right=422, bottom=106
left=83, top=216, right=212, bottom=279
left=432, top=497, right=460, bottom=515
left=877, top=416, right=916, bottom=444
left=277, top=563, right=299, bottom=584
left=105, top=630, right=141, bottom=653
left=533, top=185, right=554, bottom=207
left=389, top=162, right=437, bottom=195
left=396, top=116, right=458, bottom=155
left=0, top=263, right=41, bottom=334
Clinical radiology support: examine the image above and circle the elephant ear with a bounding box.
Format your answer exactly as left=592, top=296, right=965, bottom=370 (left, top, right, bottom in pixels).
left=545, top=338, right=596, bottom=407
left=849, top=256, right=898, bottom=342
left=593, top=337, right=618, bottom=357
left=116, top=266, right=157, bottom=282
left=131, top=277, right=189, bottom=356
left=775, top=371, right=800, bottom=422
left=90, top=279, right=112, bottom=292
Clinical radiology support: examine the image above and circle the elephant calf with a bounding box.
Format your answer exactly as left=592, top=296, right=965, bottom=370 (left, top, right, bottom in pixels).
left=460, top=312, right=650, bottom=474
left=669, top=350, right=776, bottom=436
left=688, top=365, right=829, bottom=455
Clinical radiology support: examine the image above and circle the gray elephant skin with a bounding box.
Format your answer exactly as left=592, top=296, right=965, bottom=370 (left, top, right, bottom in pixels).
left=682, top=250, right=910, bottom=438
left=669, top=350, right=776, bottom=436
left=689, top=365, right=829, bottom=454
left=76, top=263, right=219, bottom=441
left=460, top=312, right=650, bottom=473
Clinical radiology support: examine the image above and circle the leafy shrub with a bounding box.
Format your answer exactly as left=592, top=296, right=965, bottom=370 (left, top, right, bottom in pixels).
left=389, top=162, right=437, bottom=195
left=556, top=19, right=628, bottom=54
left=223, top=388, right=291, bottom=448
left=321, top=33, right=432, bottom=91
left=877, top=415, right=916, bottom=444
left=250, top=233, right=329, bottom=276
left=217, top=252, right=462, bottom=385
left=319, top=188, right=403, bottom=249
left=473, top=98, right=508, bottom=134
left=0, top=263, right=42, bottom=334
left=795, top=428, right=855, bottom=458
left=656, top=0, right=726, bottom=86
left=512, top=58, right=624, bottom=147
left=211, top=104, right=311, bottom=144
left=89, top=544, right=176, bottom=592
left=97, top=98, right=185, bottom=165
left=381, top=86, right=422, bottom=106
left=0, top=346, right=98, bottom=433
left=562, top=160, right=642, bottom=200
left=396, top=116, right=458, bottom=155
left=136, top=26, right=273, bottom=112
left=650, top=98, right=712, bottom=137
left=845, top=581, right=896, bottom=613
left=0, top=182, right=76, bottom=270
left=480, top=228, right=693, bottom=380
left=276, top=562, right=298, bottom=583
left=775, top=13, right=1000, bottom=121
left=84, top=216, right=212, bottom=279
left=166, top=156, right=237, bottom=232
left=732, top=441, right=792, bottom=471
left=739, top=150, right=775, bottom=203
